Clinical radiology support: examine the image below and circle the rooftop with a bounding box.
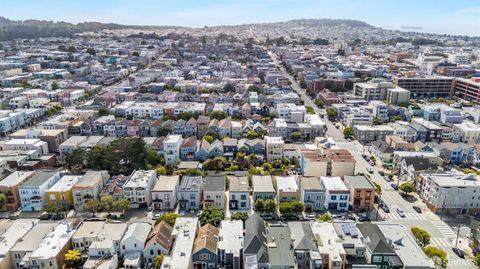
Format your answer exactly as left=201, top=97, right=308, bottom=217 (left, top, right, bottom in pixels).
left=74, top=170, right=108, bottom=188
left=321, top=176, right=348, bottom=191
left=46, top=175, right=81, bottom=193
left=344, top=175, right=376, bottom=190
left=218, top=220, right=243, bottom=256
left=20, top=170, right=58, bottom=188
left=276, top=175, right=299, bottom=192
left=0, top=170, right=35, bottom=187
left=228, top=176, right=249, bottom=192
left=203, top=176, right=226, bottom=192
left=125, top=170, right=156, bottom=188
left=162, top=217, right=198, bottom=269
left=266, top=225, right=296, bottom=267
left=153, top=175, right=180, bottom=192
left=30, top=222, right=77, bottom=260
left=252, top=175, right=275, bottom=192
left=10, top=222, right=56, bottom=252
left=0, top=219, right=37, bottom=258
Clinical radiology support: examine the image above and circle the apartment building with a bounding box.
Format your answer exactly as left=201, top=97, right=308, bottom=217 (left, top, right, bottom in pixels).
left=386, top=87, right=410, bottom=105
left=152, top=175, right=179, bottom=211
left=72, top=221, right=128, bottom=254
left=455, top=77, right=480, bottom=102
left=58, top=136, right=88, bottom=158
left=19, top=170, right=60, bottom=212
left=218, top=220, right=244, bottom=269
left=228, top=176, right=250, bottom=210
left=321, top=176, right=350, bottom=212
left=311, top=222, right=347, bottom=269
left=276, top=175, right=300, bottom=203
left=300, top=149, right=356, bottom=177
left=452, top=121, right=480, bottom=144
left=120, top=222, right=152, bottom=268
left=9, top=128, right=68, bottom=153
left=301, top=177, right=325, bottom=212
left=45, top=175, right=82, bottom=209
left=353, top=125, right=394, bottom=143
left=0, top=171, right=35, bottom=211
left=344, top=176, right=376, bottom=213
left=161, top=217, right=199, bottom=269
left=163, top=134, right=183, bottom=166
left=203, top=176, right=226, bottom=209
left=393, top=76, right=454, bottom=98
left=123, top=170, right=157, bottom=208
left=178, top=176, right=203, bottom=211
left=0, top=219, right=37, bottom=269
left=72, top=170, right=109, bottom=211
left=265, top=136, right=284, bottom=161
left=252, top=175, right=275, bottom=201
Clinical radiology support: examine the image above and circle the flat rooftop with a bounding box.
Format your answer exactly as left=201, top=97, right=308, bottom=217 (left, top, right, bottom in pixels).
left=162, top=217, right=198, bottom=269
left=46, top=175, right=81, bottom=193
left=30, top=222, right=76, bottom=259
left=10, top=222, right=56, bottom=252
left=252, top=175, right=275, bottom=192
left=321, top=176, right=348, bottom=191
left=74, top=170, right=107, bottom=188
left=153, top=176, right=180, bottom=192
left=21, top=170, right=58, bottom=188
left=0, top=171, right=35, bottom=187
left=0, top=219, right=37, bottom=257
left=276, top=175, right=299, bottom=192
left=218, top=220, right=243, bottom=257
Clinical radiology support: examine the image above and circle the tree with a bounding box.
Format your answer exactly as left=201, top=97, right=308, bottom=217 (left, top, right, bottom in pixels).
left=85, top=200, right=100, bottom=215
left=209, top=111, right=228, bottom=121
left=474, top=254, right=480, bottom=268
left=51, top=81, right=59, bottom=90
left=154, top=254, right=164, bottom=269
left=254, top=199, right=265, bottom=212
left=279, top=201, right=304, bottom=215
left=113, top=199, right=130, bottom=214
left=132, top=51, right=140, bottom=57
left=97, top=107, right=110, bottom=116
left=64, top=249, right=81, bottom=268
left=299, top=79, right=307, bottom=89
left=155, top=213, right=180, bottom=226
left=203, top=135, right=214, bottom=144
left=337, top=48, right=345, bottom=56
left=290, top=131, right=302, bottom=140
left=318, top=213, right=332, bottom=222
left=372, top=117, right=382, bottom=125
left=264, top=199, right=276, bottom=213
left=390, top=115, right=403, bottom=122
left=86, top=47, right=96, bottom=56
left=423, top=246, right=448, bottom=268
left=231, top=212, right=249, bottom=223
left=199, top=207, right=225, bottom=227
left=343, top=127, right=354, bottom=138
left=157, top=126, right=171, bottom=137
left=0, top=193, right=6, bottom=210
left=411, top=227, right=431, bottom=247
left=177, top=111, right=196, bottom=121
left=246, top=130, right=258, bottom=139
left=399, top=182, right=415, bottom=194
left=100, top=196, right=114, bottom=212
left=223, top=83, right=235, bottom=92
left=326, top=107, right=337, bottom=120
left=67, top=46, right=77, bottom=53
left=315, top=98, right=325, bottom=108
left=305, top=106, right=315, bottom=114
left=156, top=165, right=167, bottom=176
left=146, top=149, right=162, bottom=167
left=183, top=168, right=203, bottom=176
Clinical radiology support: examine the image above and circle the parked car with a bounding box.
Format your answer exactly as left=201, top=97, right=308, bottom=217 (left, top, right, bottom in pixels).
left=366, top=167, right=374, bottom=173
left=305, top=214, right=316, bottom=221
left=396, top=208, right=406, bottom=218
left=38, top=213, right=51, bottom=220
left=358, top=215, right=371, bottom=222
left=51, top=214, right=64, bottom=220
left=391, top=183, right=399, bottom=190
left=383, top=205, right=390, bottom=213
left=413, top=206, right=422, bottom=213
left=378, top=171, right=385, bottom=176
left=452, top=247, right=465, bottom=258
left=152, top=213, right=161, bottom=220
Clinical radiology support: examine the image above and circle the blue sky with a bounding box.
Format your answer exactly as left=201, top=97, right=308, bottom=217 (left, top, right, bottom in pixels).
left=2, top=0, right=480, bottom=36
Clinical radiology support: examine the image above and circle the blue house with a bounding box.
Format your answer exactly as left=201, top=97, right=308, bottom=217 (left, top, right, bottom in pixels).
left=192, top=224, right=219, bottom=269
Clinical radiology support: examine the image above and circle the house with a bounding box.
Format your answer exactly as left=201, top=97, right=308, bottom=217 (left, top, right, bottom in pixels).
left=344, top=176, right=376, bottom=214
left=300, top=149, right=356, bottom=177
left=276, top=175, right=300, bottom=203
left=19, top=170, right=60, bottom=212
left=83, top=239, right=118, bottom=269
left=369, top=141, right=395, bottom=164
left=218, top=220, right=244, bottom=269
left=178, top=176, right=203, bottom=211
left=311, top=222, right=346, bottom=269
left=252, top=175, right=275, bottom=201
left=266, top=225, right=297, bottom=269
left=180, top=137, right=197, bottom=161
left=0, top=171, right=35, bottom=211
left=228, top=176, right=250, bottom=210
left=223, top=138, right=238, bottom=159
left=195, top=139, right=211, bottom=161
left=72, top=170, right=109, bottom=211
left=243, top=214, right=269, bottom=268
left=25, top=221, right=79, bottom=269
left=265, top=136, right=284, bottom=161
left=357, top=223, right=435, bottom=269
left=288, top=222, right=321, bottom=269
left=10, top=222, right=56, bottom=269
left=300, top=177, right=325, bottom=212
left=192, top=224, right=220, bottom=269
left=123, top=170, right=157, bottom=208
left=143, top=221, right=174, bottom=266
left=209, top=140, right=224, bottom=158
left=100, top=175, right=128, bottom=202
left=163, top=134, right=183, bottom=166
left=45, top=175, right=82, bottom=209
left=152, top=175, right=179, bottom=211
left=0, top=219, right=37, bottom=269
left=58, top=136, right=87, bottom=159
left=161, top=217, right=199, bottom=269
left=203, top=176, right=226, bottom=209
left=332, top=221, right=367, bottom=261
left=120, top=222, right=152, bottom=268
left=321, top=176, right=350, bottom=212
left=72, top=221, right=128, bottom=254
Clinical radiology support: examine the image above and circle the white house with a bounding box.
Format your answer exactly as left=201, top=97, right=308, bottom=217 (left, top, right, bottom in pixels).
left=120, top=222, right=152, bottom=268
left=19, top=170, right=60, bottom=211
left=123, top=170, right=157, bottom=208
left=152, top=175, right=179, bottom=211
left=228, top=176, right=250, bottom=210
left=163, top=134, right=183, bottom=166
left=320, top=176, right=350, bottom=211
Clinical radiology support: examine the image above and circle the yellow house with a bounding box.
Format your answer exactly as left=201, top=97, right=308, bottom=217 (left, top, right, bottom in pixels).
left=45, top=175, right=82, bottom=209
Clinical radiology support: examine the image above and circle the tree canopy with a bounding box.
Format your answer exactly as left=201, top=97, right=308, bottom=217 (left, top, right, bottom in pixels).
left=155, top=213, right=180, bottom=226
left=199, top=207, right=225, bottom=227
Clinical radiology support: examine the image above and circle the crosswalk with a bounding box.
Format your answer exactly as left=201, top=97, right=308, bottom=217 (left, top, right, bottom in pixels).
left=386, top=212, right=427, bottom=220
left=430, top=237, right=453, bottom=247
left=433, top=221, right=457, bottom=238
left=448, top=257, right=474, bottom=269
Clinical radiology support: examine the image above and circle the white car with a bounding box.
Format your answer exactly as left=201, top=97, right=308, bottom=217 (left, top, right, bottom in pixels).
left=152, top=213, right=161, bottom=220
left=304, top=214, right=316, bottom=221
left=396, top=208, right=406, bottom=218
left=366, top=167, right=374, bottom=173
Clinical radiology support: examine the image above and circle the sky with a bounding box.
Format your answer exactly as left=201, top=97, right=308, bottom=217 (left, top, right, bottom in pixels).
left=1, top=0, right=480, bottom=36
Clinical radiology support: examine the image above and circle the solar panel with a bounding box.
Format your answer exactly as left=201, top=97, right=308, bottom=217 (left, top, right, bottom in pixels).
left=341, top=222, right=359, bottom=237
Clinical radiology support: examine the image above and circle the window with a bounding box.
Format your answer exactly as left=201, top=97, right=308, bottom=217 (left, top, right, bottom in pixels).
left=200, top=253, right=210, bottom=260
left=331, top=195, right=337, bottom=200
left=383, top=256, right=389, bottom=262
left=373, top=256, right=382, bottom=263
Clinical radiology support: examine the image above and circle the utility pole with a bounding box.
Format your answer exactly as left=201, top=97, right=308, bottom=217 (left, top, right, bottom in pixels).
left=455, top=222, right=461, bottom=248
left=440, top=195, right=446, bottom=220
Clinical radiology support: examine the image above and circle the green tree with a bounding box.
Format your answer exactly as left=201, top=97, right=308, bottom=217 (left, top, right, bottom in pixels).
left=43, top=203, right=63, bottom=214
left=177, top=111, right=196, bottom=121
left=113, top=199, right=130, bottom=214
left=209, top=111, right=228, bottom=121
left=254, top=199, right=265, bottom=212
left=183, top=168, right=203, bottom=176
left=372, top=117, right=382, bottom=125
left=199, top=207, right=225, bottom=227
left=64, top=249, right=81, bottom=268
left=305, top=106, right=315, bottom=114
left=157, top=126, right=171, bottom=137
left=423, top=246, right=448, bottom=268
left=86, top=47, right=96, bottom=56
left=315, top=98, right=325, bottom=108
left=51, top=81, right=59, bottom=90
left=85, top=200, right=100, bottom=214
left=155, top=213, right=180, bottom=226
left=474, top=254, right=480, bottom=268
left=0, top=193, right=6, bottom=210
left=100, top=196, right=114, bottom=212
left=390, top=115, right=403, bottom=122
left=202, top=135, right=214, bottom=144
left=264, top=199, right=276, bottom=213
left=97, top=107, right=110, bottom=116
left=399, top=182, right=415, bottom=194
left=326, top=107, right=337, bottom=120
left=154, top=254, right=164, bottom=269
left=343, top=127, right=354, bottom=138
left=318, top=213, right=332, bottom=222
left=411, top=227, right=431, bottom=247
left=246, top=130, right=258, bottom=139
left=279, top=202, right=292, bottom=215
left=223, top=83, right=235, bottom=92
left=290, top=131, right=302, bottom=140
left=156, top=165, right=167, bottom=176
left=231, top=212, right=249, bottom=223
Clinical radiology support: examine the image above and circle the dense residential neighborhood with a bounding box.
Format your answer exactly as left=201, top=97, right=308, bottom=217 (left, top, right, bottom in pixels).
left=0, top=9, right=479, bottom=269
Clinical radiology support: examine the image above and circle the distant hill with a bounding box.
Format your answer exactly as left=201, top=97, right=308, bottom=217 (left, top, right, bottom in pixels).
left=0, top=17, right=134, bottom=41
left=287, top=18, right=373, bottom=28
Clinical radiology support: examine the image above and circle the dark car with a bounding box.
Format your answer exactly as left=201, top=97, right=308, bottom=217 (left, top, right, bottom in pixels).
left=381, top=203, right=390, bottom=213
left=391, top=183, right=399, bottom=190
left=52, top=214, right=64, bottom=220
left=413, top=206, right=422, bottom=213
left=38, top=213, right=51, bottom=220
left=358, top=215, right=371, bottom=222
left=452, top=247, right=465, bottom=258
left=378, top=171, right=385, bottom=176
